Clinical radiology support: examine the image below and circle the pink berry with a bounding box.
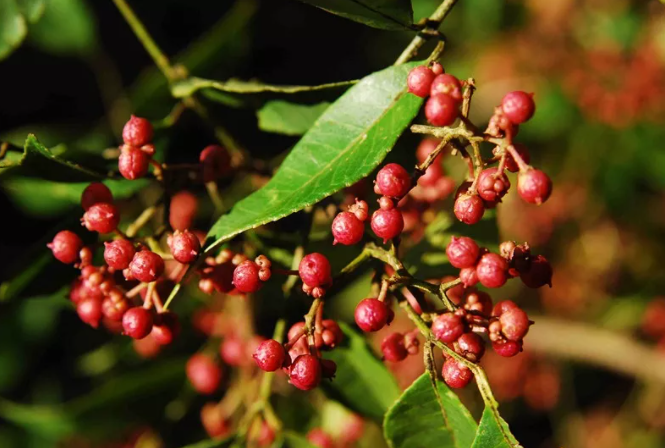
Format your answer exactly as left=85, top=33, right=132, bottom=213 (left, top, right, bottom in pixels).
left=232, top=260, right=261, bottom=293
left=104, top=239, right=135, bottom=270
left=77, top=297, right=103, bottom=328
left=122, top=307, right=154, bottom=339
left=354, top=298, right=389, bottom=332
left=151, top=311, right=181, bottom=345
left=169, top=191, right=198, bottom=231
left=122, top=115, right=153, bottom=147
left=375, top=163, right=411, bottom=198
left=289, top=354, right=321, bottom=390
left=381, top=332, right=408, bottom=362
left=477, top=167, right=510, bottom=203
left=307, top=428, right=335, bottom=448
left=430, top=74, right=462, bottom=102
left=431, top=62, right=444, bottom=76
left=81, top=182, right=113, bottom=210
left=520, top=254, right=553, bottom=288
left=425, top=94, right=458, bottom=127
left=501, top=91, right=535, bottom=124
left=492, top=340, right=523, bottom=357
left=500, top=308, right=530, bottom=341
left=476, top=253, right=508, bottom=288
left=129, top=250, right=165, bottom=283
left=118, top=146, right=150, bottom=180
left=454, top=194, right=484, bottom=225
left=47, top=230, right=83, bottom=264
left=200, top=145, right=231, bottom=183
left=187, top=354, right=222, bottom=395
left=349, top=199, right=369, bottom=222
left=459, top=266, right=479, bottom=287
left=518, top=169, right=552, bottom=205
left=446, top=236, right=480, bottom=268
left=370, top=208, right=404, bottom=243
left=168, top=230, right=201, bottom=264
left=442, top=358, right=473, bottom=388
left=82, top=203, right=120, bottom=234
left=432, top=313, right=465, bottom=343
left=299, top=253, right=332, bottom=288
left=253, top=339, right=286, bottom=372
left=407, top=66, right=436, bottom=98
left=332, top=211, right=364, bottom=245
left=505, top=143, right=530, bottom=173
left=456, top=332, right=485, bottom=362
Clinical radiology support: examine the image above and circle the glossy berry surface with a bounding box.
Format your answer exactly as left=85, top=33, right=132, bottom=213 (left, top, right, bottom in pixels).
left=492, top=300, right=518, bottom=317
left=82, top=203, right=120, bottom=234
left=477, top=167, right=510, bottom=202
left=253, top=339, right=286, bottom=372
left=407, top=66, right=436, bottom=98
left=476, top=253, right=508, bottom=288
left=233, top=260, right=261, bottom=293
left=370, top=208, right=404, bottom=243
left=501, top=91, right=535, bottom=124
left=381, top=332, right=408, bottom=362
left=168, top=230, right=201, bottom=264
left=492, top=340, right=523, bottom=357
left=118, top=146, right=150, bottom=180
left=499, top=308, right=530, bottom=341
left=446, top=236, right=480, bottom=268
left=432, top=313, right=465, bottom=343
left=354, top=298, right=390, bottom=332
left=332, top=211, right=364, bottom=245
left=430, top=74, right=462, bottom=102
left=200, top=145, right=231, bottom=182
left=454, top=194, right=485, bottom=225
left=48, top=230, right=83, bottom=264
left=129, top=250, right=165, bottom=283
left=122, top=115, right=153, bottom=147
left=375, top=163, right=411, bottom=198
left=104, top=239, right=135, bottom=270
left=442, top=358, right=473, bottom=388
left=425, top=93, right=459, bottom=127
left=456, top=332, right=485, bottom=361
left=81, top=182, right=113, bottom=210
left=299, top=253, right=332, bottom=288
left=289, top=354, right=322, bottom=390
left=186, top=354, right=222, bottom=395
left=77, top=298, right=103, bottom=328
left=518, top=169, right=552, bottom=205
left=122, top=307, right=154, bottom=339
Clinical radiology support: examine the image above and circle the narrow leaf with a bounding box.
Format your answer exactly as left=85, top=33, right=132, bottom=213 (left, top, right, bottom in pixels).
left=206, top=63, right=422, bottom=249
left=258, top=101, right=330, bottom=136
left=297, top=0, right=413, bottom=30
left=470, top=407, right=521, bottom=448
left=172, top=77, right=356, bottom=99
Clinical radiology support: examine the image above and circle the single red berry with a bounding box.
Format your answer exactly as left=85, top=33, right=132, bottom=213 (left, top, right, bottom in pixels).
left=307, top=428, right=335, bottom=448
left=118, top=146, right=150, bottom=180
left=492, top=340, right=523, bottom=357
left=200, top=402, right=230, bottom=440
left=104, top=239, right=135, bottom=270
left=220, top=337, right=247, bottom=367
left=370, top=208, right=404, bottom=243
left=289, top=354, right=322, bottom=390
left=253, top=339, right=286, bottom=372
left=425, top=93, right=458, bottom=127
left=320, top=319, right=343, bottom=349
left=187, top=354, right=222, bottom=395
left=431, top=62, right=444, bottom=75
left=101, top=296, right=130, bottom=321
left=129, top=250, right=165, bottom=283
left=77, top=297, right=103, bottom=328
left=520, top=254, right=553, bottom=288
left=168, top=230, right=201, bottom=264
left=456, top=332, right=485, bottom=362
left=122, top=115, right=153, bottom=147
left=82, top=203, right=120, bottom=234
left=477, top=167, right=511, bottom=203
left=407, top=65, right=436, bottom=98
left=169, top=191, right=198, bottom=231
left=381, top=332, right=408, bottom=362
left=504, top=143, right=530, bottom=173
left=256, top=421, right=276, bottom=447
left=81, top=182, right=113, bottom=210
left=354, top=298, right=389, bottom=332
left=432, top=313, right=465, bottom=343
left=454, top=194, right=485, bottom=225
left=232, top=260, right=261, bottom=293
left=151, top=311, right=181, bottom=345
left=332, top=211, right=364, bottom=245
left=476, top=253, right=508, bottom=288
left=446, top=236, right=480, bottom=269
left=299, top=253, right=332, bottom=288
left=48, top=230, right=83, bottom=264
left=442, top=358, right=473, bottom=388
left=500, top=308, right=530, bottom=341
left=375, top=163, right=411, bottom=198
left=122, top=307, right=154, bottom=339
left=378, top=196, right=395, bottom=210
left=459, top=267, right=479, bottom=287
left=430, top=74, right=462, bottom=102
left=492, top=300, right=518, bottom=317
left=501, top=91, right=535, bottom=124
left=200, top=145, right=231, bottom=183
left=518, top=169, right=552, bottom=205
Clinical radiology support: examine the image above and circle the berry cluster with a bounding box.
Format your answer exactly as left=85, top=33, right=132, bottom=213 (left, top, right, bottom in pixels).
left=119, top=115, right=156, bottom=180
left=407, top=62, right=461, bottom=127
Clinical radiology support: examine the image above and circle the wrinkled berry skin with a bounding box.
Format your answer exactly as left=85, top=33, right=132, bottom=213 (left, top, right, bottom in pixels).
left=48, top=230, right=83, bottom=264
left=233, top=260, right=261, bottom=293
left=104, top=239, right=135, bottom=270
left=432, top=313, right=465, bottom=343
left=289, top=354, right=322, bottom=390
left=477, top=167, right=510, bottom=202
left=81, top=182, right=113, bottom=210
left=253, top=339, right=286, bottom=372
left=122, top=115, right=153, bottom=147
left=446, top=236, right=480, bottom=269
left=129, top=250, right=165, bottom=283
left=501, top=91, right=535, bottom=124
left=168, top=230, right=201, bottom=264
left=355, top=298, right=390, bottom=332
left=492, top=300, right=519, bottom=317
left=500, top=308, right=530, bottom=341
left=407, top=66, right=436, bottom=98
left=371, top=208, right=404, bottom=243
left=518, top=169, right=552, bottom=205
left=454, top=194, right=484, bottom=225
left=381, top=333, right=408, bottom=362
left=456, top=332, right=485, bottom=362
left=442, top=358, right=473, bottom=388
left=200, top=145, right=231, bottom=183
left=425, top=94, right=458, bottom=127
left=119, top=146, right=150, bottom=180
left=476, top=253, right=508, bottom=288
left=299, top=253, right=332, bottom=288
left=459, top=266, right=479, bottom=287
left=492, top=340, right=523, bottom=357
left=375, top=163, right=411, bottom=198
left=187, top=354, right=222, bottom=395
left=122, top=307, right=154, bottom=339
left=83, top=203, right=120, bottom=234
left=332, top=211, right=364, bottom=245
left=520, top=254, right=553, bottom=288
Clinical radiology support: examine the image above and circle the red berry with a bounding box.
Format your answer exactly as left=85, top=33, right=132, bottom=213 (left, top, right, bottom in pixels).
left=48, top=230, right=83, bottom=264
left=122, top=115, right=153, bottom=147
left=432, top=313, right=465, bottom=343
left=299, top=253, right=332, bottom=288
left=253, top=339, right=286, bottom=372
left=201, top=403, right=230, bottom=440
left=354, top=298, right=389, bottom=332
left=81, top=182, right=113, bottom=210
left=499, top=308, right=530, bottom=341
left=477, top=167, right=510, bottom=203
left=459, top=266, right=479, bottom=287
left=168, top=230, right=201, bottom=264
left=492, top=340, right=523, bottom=357
left=289, top=354, right=321, bottom=390
left=442, top=358, right=473, bottom=388
left=320, top=319, right=343, bottom=349
left=151, top=311, right=180, bottom=345
left=520, top=254, right=553, bottom=288
left=187, top=354, right=222, bottom=395
left=456, top=332, right=485, bottom=362
left=220, top=337, right=247, bottom=367
left=425, top=94, right=458, bottom=127
left=232, top=260, right=261, bottom=293
left=464, top=290, right=493, bottom=317
left=200, top=145, right=231, bottom=183
left=430, top=74, right=462, bottom=102
left=454, top=194, right=485, bottom=225
left=307, top=428, right=335, bottom=448
left=446, top=236, right=480, bottom=269
left=375, top=163, right=411, bottom=198
left=407, top=66, right=436, bottom=98
left=122, top=307, right=154, bottom=339
left=492, top=300, right=518, bottom=317
left=77, top=297, right=103, bottom=328
left=332, top=211, right=364, bottom=245
left=381, top=332, right=408, bottom=362
left=431, top=62, right=444, bottom=76
left=82, top=203, right=120, bottom=234
left=518, top=169, right=552, bottom=205
left=370, top=208, right=404, bottom=243
left=129, top=250, right=165, bottom=283
left=118, top=146, right=150, bottom=180
left=504, top=143, right=530, bottom=173
left=101, top=296, right=130, bottom=321
left=169, top=191, right=198, bottom=231
left=256, top=421, right=276, bottom=447
left=476, top=253, right=508, bottom=288
left=104, top=239, right=135, bottom=270
left=501, top=91, right=535, bottom=124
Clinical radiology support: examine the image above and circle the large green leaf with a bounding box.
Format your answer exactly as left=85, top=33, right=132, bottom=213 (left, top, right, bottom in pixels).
left=322, top=323, right=400, bottom=421
left=206, top=63, right=422, bottom=250
left=28, top=0, right=97, bottom=56
left=258, top=101, right=330, bottom=136
left=0, top=0, right=28, bottom=60
left=470, top=407, right=521, bottom=448
left=296, top=0, right=413, bottom=30
left=384, top=374, right=477, bottom=448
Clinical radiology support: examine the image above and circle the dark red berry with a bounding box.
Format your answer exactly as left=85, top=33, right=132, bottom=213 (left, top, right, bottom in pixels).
left=476, top=253, right=508, bottom=288
left=459, top=267, right=479, bottom=287
left=118, top=146, right=150, bottom=180
left=407, top=66, right=436, bottom=98
left=432, top=313, right=465, bottom=343
left=187, top=354, right=222, bottom=395
left=253, top=339, right=286, bottom=372
left=425, top=93, right=458, bottom=127
left=104, top=239, right=135, bottom=270
left=151, top=311, right=180, bottom=345
left=454, top=194, right=484, bottom=225
left=81, top=182, right=113, bottom=210
left=430, top=74, right=462, bottom=102
left=477, top=167, right=510, bottom=202
left=48, top=230, right=83, bottom=264
left=381, top=332, right=408, bottom=362
left=500, top=308, right=530, bottom=341
left=289, top=354, right=321, bottom=390
left=168, top=230, right=201, bottom=264
left=446, top=236, right=480, bottom=269
left=520, top=254, right=553, bottom=288
left=122, top=307, right=154, bottom=339
left=169, top=191, right=198, bottom=231
left=442, top=358, right=473, bottom=388
left=101, top=296, right=129, bottom=321
left=232, top=260, right=261, bottom=293
left=82, top=203, right=120, bottom=234
left=501, top=91, right=535, bottom=124
left=375, top=163, right=411, bottom=198
left=492, top=300, right=518, bottom=317
left=299, top=253, right=332, bottom=288
left=354, top=298, right=389, bottom=332
left=200, top=145, right=231, bottom=183
left=504, top=143, right=530, bottom=173
left=518, top=169, right=552, bottom=205
left=77, top=297, right=103, bottom=328
left=307, top=428, right=335, bottom=448
left=492, top=340, right=523, bottom=357
left=371, top=208, right=404, bottom=243
left=129, top=250, right=165, bottom=283
left=122, top=115, right=153, bottom=147
left=456, top=332, right=485, bottom=362
left=332, top=211, right=364, bottom=245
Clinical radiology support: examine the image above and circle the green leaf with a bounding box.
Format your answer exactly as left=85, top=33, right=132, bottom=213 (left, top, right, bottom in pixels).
left=258, top=101, right=330, bottom=136
left=0, top=0, right=28, bottom=61
left=206, top=63, right=422, bottom=250
left=171, top=77, right=356, bottom=99
left=28, top=0, right=97, bottom=56
left=282, top=432, right=317, bottom=448
left=470, top=407, right=521, bottom=448
left=384, top=374, right=477, bottom=448
left=17, top=0, right=47, bottom=23
left=296, top=0, right=413, bottom=30
left=322, top=323, right=400, bottom=421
